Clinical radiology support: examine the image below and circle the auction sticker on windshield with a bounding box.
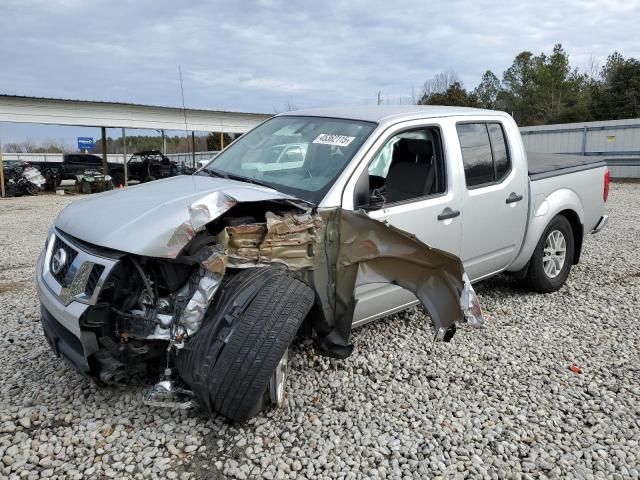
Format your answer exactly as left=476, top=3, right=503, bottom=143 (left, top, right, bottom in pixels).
left=313, top=134, right=355, bottom=147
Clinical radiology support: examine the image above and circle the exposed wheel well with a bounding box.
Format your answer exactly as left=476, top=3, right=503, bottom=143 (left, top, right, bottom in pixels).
left=557, top=209, right=583, bottom=265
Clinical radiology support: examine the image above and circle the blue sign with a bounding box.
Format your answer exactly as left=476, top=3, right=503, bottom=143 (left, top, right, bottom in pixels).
left=77, top=137, right=94, bottom=151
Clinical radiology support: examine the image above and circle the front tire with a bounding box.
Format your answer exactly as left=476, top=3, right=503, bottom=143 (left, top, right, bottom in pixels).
left=524, top=215, right=574, bottom=293
left=177, top=268, right=314, bottom=421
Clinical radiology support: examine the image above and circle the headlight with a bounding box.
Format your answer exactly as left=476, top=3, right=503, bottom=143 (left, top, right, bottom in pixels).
left=44, top=226, right=55, bottom=251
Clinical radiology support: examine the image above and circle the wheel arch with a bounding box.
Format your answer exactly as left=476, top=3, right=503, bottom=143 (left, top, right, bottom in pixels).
left=556, top=209, right=583, bottom=264
left=509, top=187, right=585, bottom=271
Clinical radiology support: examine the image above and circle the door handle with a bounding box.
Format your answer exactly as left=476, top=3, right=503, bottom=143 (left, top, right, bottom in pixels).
left=506, top=193, right=523, bottom=204
left=437, top=208, right=461, bottom=221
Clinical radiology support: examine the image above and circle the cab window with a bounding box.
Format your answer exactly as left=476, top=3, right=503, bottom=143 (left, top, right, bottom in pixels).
left=360, top=126, right=446, bottom=207
left=456, top=122, right=511, bottom=188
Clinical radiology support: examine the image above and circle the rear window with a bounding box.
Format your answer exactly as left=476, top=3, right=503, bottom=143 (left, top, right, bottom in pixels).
left=456, top=122, right=511, bottom=188
left=488, top=124, right=510, bottom=181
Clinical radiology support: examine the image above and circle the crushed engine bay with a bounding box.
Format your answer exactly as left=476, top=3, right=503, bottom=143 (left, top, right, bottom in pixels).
left=85, top=201, right=483, bottom=392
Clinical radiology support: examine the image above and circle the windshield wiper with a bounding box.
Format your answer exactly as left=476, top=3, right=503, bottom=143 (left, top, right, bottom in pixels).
left=198, top=168, right=228, bottom=179
left=221, top=172, right=276, bottom=190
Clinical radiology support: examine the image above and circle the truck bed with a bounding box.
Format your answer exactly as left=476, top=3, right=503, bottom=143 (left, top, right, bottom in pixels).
left=527, top=152, right=606, bottom=180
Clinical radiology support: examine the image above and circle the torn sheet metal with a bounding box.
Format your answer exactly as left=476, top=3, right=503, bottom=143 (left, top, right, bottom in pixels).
left=178, top=270, right=223, bottom=336
left=461, top=273, right=484, bottom=328
left=200, top=243, right=228, bottom=274
left=204, top=207, right=481, bottom=350
left=167, top=192, right=238, bottom=253
left=219, top=210, right=322, bottom=269
left=314, top=208, right=473, bottom=347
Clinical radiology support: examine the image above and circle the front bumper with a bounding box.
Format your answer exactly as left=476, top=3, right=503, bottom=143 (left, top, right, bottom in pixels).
left=40, top=303, right=91, bottom=373
left=36, top=253, right=88, bottom=340
left=35, top=238, right=107, bottom=374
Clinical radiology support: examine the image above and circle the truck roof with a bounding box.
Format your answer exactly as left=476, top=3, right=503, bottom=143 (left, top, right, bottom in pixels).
left=278, top=105, right=508, bottom=124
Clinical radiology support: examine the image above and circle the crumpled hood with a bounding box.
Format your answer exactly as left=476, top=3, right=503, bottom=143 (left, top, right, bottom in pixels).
left=55, top=175, right=299, bottom=258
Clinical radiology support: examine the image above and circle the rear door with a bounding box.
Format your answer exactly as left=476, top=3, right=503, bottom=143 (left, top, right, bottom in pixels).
left=456, top=120, right=528, bottom=280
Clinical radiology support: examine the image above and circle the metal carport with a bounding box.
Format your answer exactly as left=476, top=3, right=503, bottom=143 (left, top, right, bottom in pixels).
left=0, top=95, right=271, bottom=196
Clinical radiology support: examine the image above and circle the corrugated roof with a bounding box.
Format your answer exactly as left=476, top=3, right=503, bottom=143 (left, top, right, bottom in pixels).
left=0, top=94, right=268, bottom=117
left=0, top=94, right=271, bottom=132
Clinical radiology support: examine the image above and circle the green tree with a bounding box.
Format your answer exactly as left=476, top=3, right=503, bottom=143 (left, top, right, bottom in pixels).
left=499, top=51, right=537, bottom=124
left=499, top=45, right=590, bottom=125
left=473, top=70, right=501, bottom=109
left=418, top=81, right=479, bottom=107
left=206, top=132, right=234, bottom=151
left=591, top=52, right=640, bottom=120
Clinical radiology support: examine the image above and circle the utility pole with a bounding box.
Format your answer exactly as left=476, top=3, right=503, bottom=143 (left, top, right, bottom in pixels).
left=377, top=91, right=382, bottom=105
left=0, top=134, right=5, bottom=198
left=100, top=127, right=108, bottom=174
left=122, top=128, right=128, bottom=186
left=191, top=131, right=196, bottom=168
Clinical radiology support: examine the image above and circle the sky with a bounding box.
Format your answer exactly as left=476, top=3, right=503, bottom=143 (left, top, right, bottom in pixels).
left=1, top=0, right=639, bottom=145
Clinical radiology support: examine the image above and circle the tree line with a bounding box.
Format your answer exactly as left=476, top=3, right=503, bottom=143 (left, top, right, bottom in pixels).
left=3, top=132, right=237, bottom=155
left=418, top=44, right=640, bottom=126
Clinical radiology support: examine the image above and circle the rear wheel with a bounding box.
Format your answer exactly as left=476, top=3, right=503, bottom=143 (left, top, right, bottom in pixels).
left=524, top=215, right=574, bottom=293
left=177, top=268, right=314, bottom=421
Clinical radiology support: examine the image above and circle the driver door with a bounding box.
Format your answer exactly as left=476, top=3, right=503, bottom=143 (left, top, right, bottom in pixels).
left=351, top=123, right=463, bottom=326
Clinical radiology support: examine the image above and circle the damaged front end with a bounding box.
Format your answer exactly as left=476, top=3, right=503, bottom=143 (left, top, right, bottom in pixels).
left=41, top=188, right=483, bottom=412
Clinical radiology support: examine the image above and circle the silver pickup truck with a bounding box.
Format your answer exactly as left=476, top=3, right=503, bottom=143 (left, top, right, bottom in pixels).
left=36, top=106, right=609, bottom=421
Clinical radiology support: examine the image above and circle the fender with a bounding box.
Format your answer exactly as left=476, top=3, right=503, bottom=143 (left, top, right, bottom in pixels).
left=508, top=187, right=584, bottom=272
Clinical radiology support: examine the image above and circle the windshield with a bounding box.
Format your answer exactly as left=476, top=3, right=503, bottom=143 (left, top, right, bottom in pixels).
left=200, top=116, right=376, bottom=203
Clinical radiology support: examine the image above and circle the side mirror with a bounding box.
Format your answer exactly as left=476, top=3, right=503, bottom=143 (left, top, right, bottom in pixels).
left=354, top=171, right=386, bottom=210
left=367, top=189, right=386, bottom=209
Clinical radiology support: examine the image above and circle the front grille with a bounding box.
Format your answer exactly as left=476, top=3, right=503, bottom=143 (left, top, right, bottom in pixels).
left=51, top=235, right=78, bottom=286
left=85, top=264, right=105, bottom=296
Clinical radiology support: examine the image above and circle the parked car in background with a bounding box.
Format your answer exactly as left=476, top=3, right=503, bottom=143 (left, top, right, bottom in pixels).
left=2, top=159, right=46, bottom=196
left=36, top=106, right=609, bottom=422
left=29, top=154, right=120, bottom=187
left=74, top=170, right=114, bottom=194
left=109, top=150, right=185, bottom=187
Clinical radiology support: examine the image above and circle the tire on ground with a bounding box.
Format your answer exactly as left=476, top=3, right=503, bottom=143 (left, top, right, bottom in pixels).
left=177, top=267, right=315, bottom=421
left=523, top=214, right=574, bottom=293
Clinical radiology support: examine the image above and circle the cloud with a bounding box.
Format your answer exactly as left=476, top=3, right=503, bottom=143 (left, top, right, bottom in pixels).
left=0, top=0, right=639, bottom=115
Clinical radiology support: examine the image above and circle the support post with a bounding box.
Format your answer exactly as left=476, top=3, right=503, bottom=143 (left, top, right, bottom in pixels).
left=191, top=131, right=196, bottom=168
left=581, top=126, right=588, bottom=156
left=122, top=127, right=128, bottom=187
left=161, top=130, right=166, bottom=154
left=220, top=131, right=224, bottom=150
left=101, top=127, right=108, bottom=174
left=0, top=137, right=5, bottom=198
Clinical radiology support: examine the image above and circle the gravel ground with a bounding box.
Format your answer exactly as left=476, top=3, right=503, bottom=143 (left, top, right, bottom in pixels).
left=0, top=183, right=639, bottom=480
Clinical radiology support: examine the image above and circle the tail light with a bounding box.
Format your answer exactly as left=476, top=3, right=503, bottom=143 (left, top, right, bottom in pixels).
left=603, top=169, right=610, bottom=202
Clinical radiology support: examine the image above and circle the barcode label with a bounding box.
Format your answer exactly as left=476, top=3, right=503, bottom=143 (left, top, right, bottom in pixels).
left=312, top=134, right=355, bottom=147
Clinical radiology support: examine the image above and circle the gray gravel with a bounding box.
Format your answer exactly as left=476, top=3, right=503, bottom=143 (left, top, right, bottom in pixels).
left=1, top=184, right=639, bottom=479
